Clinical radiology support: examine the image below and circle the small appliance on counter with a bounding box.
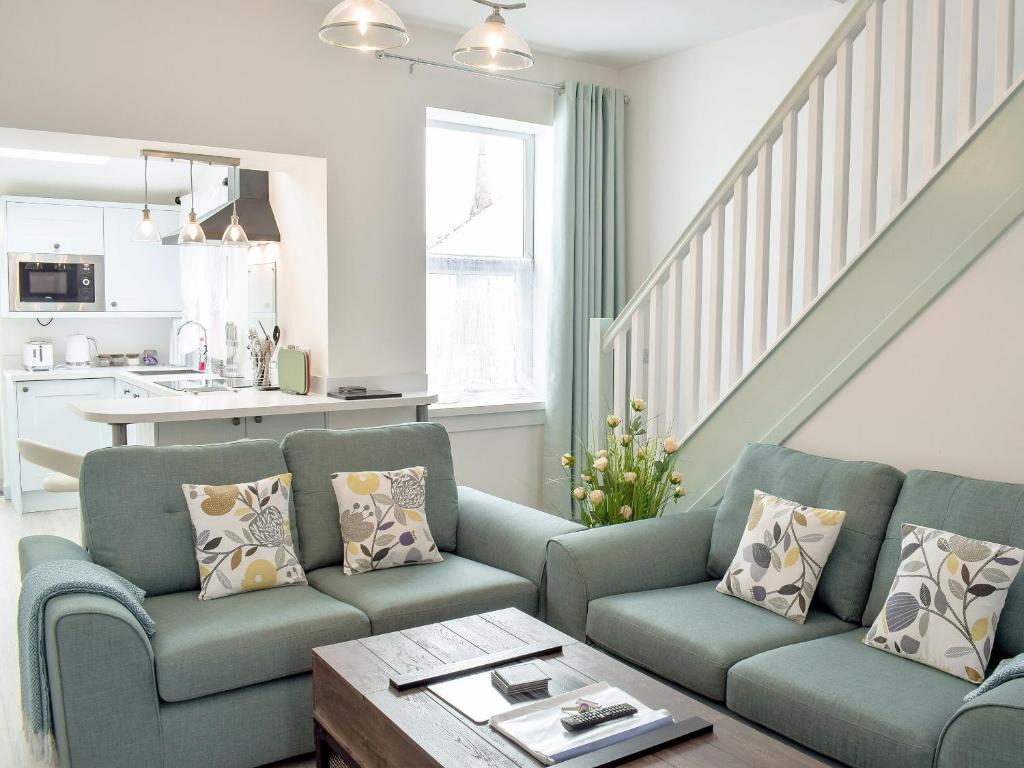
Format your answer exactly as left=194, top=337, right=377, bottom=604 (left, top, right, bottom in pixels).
left=64, top=333, right=97, bottom=367
left=22, top=340, right=54, bottom=371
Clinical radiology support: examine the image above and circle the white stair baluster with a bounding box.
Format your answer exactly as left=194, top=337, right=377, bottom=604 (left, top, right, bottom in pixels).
left=630, top=306, right=646, bottom=405
left=683, top=236, right=704, bottom=427
left=831, top=37, right=853, bottom=276
left=646, top=283, right=662, bottom=431
left=958, top=0, right=980, bottom=140
left=891, top=0, right=913, bottom=210
left=778, top=109, right=798, bottom=335
left=923, top=1, right=946, bottom=174
left=751, top=143, right=773, bottom=360
left=995, top=0, right=1015, bottom=97
left=612, top=331, right=627, bottom=418
left=705, top=207, right=726, bottom=404
left=860, top=0, right=882, bottom=247
left=804, top=74, right=824, bottom=306
left=729, top=175, right=748, bottom=385
left=663, top=260, right=684, bottom=433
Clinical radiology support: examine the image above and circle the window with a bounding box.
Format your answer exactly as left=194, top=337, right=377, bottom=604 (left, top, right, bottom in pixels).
left=426, top=117, right=537, bottom=403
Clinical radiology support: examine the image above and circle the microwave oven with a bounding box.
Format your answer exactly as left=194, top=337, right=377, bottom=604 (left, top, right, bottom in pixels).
left=8, top=253, right=104, bottom=312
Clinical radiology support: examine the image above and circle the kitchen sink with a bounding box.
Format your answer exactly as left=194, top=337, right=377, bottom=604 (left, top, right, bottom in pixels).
left=157, top=377, right=235, bottom=394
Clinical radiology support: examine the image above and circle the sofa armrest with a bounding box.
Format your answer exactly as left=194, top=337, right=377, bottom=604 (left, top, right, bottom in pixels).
left=455, top=486, right=584, bottom=588
left=545, top=508, right=717, bottom=639
left=936, top=678, right=1024, bottom=768
left=19, top=535, right=91, bottom=578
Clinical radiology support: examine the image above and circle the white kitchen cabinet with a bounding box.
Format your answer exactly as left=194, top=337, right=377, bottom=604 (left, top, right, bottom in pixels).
left=116, top=381, right=156, bottom=445
left=5, top=201, right=105, bottom=255
left=245, top=412, right=326, bottom=440
left=103, top=206, right=182, bottom=313
left=16, top=378, right=115, bottom=492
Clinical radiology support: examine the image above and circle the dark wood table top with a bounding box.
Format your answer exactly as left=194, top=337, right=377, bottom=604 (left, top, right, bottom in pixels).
left=313, top=608, right=828, bottom=768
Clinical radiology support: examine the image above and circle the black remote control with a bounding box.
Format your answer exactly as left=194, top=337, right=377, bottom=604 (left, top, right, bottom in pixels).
left=560, top=703, right=638, bottom=732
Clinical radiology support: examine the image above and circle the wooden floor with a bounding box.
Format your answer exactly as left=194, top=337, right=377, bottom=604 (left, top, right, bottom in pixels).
left=0, top=499, right=314, bottom=768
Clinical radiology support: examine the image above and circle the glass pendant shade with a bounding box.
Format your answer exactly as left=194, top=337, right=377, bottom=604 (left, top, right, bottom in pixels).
left=222, top=204, right=250, bottom=248
left=453, top=11, right=533, bottom=71
left=133, top=207, right=162, bottom=243
left=178, top=210, right=207, bottom=246
left=319, top=0, right=409, bottom=51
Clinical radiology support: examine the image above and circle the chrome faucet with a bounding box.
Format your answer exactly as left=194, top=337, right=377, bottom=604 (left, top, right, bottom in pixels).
left=176, top=320, right=209, bottom=372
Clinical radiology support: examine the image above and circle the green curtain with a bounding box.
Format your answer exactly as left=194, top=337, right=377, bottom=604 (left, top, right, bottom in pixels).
left=543, top=81, right=627, bottom=516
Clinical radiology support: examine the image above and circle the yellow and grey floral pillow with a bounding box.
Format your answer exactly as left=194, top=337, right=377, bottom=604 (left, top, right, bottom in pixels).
left=183, top=474, right=307, bottom=600
left=865, top=524, right=1023, bottom=682
left=716, top=490, right=846, bottom=623
left=331, top=467, right=443, bottom=575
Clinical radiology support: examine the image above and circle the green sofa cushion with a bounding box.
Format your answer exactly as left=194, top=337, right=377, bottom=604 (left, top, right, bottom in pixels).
left=708, top=443, right=904, bottom=623
left=863, top=469, right=1024, bottom=659
left=586, top=580, right=855, bottom=701
left=81, top=441, right=290, bottom=596
left=306, top=554, right=536, bottom=635
left=728, top=629, right=974, bottom=768
left=283, top=423, right=459, bottom=571
left=144, top=586, right=369, bottom=702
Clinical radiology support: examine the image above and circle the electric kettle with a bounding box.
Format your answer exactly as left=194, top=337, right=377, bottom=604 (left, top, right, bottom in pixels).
left=65, top=334, right=97, bottom=367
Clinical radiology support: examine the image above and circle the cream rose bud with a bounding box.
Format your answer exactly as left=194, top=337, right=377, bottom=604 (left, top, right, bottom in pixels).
left=670, top=471, right=683, bottom=484
left=623, top=471, right=637, bottom=484
left=572, top=487, right=587, bottom=500
left=593, top=456, right=609, bottom=472
left=595, top=449, right=609, bottom=458
left=560, top=453, right=575, bottom=468
left=673, top=486, right=686, bottom=498
left=589, top=489, right=606, bottom=505
left=630, top=398, right=647, bottom=412
left=663, top=437, right=680, bottom=454
left=618, top=434, right=633, bottom=446
left=620, top=505, right=633, bottom=520
left=581, top=473, right=593, bottom=483
left=606, top=415, right=622, bottom=428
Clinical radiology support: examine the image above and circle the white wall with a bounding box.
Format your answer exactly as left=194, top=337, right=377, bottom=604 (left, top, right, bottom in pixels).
left=787, top=212, right=1024, bottom=484
left=620, top=6, right=848, bottom=296
left=0, top=0, right=620, bottom=507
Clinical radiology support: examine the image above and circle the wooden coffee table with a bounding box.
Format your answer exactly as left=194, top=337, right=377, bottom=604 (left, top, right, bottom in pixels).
left=312, top=608, right=828, bottom=767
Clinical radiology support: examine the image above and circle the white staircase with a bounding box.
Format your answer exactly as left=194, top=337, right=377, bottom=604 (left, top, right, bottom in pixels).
left=589, top=0, right=1024, bottom=508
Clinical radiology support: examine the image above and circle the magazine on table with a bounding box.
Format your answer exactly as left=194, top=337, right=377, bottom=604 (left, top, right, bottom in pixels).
left=489, top=682, right=674, bottom=765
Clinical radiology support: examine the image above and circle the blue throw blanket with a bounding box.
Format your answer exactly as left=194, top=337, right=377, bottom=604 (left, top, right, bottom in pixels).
left=964, top=653, right=1024, bottom=703
left=18, top=559, right=156, bottom=759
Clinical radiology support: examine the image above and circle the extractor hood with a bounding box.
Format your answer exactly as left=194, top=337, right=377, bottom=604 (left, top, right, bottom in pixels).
left=163, top=169, right=280, bottom=245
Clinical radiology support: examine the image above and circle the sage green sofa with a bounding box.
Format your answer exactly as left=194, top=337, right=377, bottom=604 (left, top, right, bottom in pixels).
left=547, top=443, right=1024, bottom=768
left=19, top=422, right=583, bottom=768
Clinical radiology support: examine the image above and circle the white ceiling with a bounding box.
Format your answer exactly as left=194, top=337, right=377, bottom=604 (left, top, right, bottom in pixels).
left=330, top=0, right=846, bottom=68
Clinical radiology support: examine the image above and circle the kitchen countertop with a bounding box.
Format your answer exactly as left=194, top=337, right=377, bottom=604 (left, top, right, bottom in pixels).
left=4, top=365, right=437, bottom=424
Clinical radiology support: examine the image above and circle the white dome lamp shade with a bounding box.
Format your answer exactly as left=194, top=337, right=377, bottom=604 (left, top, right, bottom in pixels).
left=453, top=1, right=533, bottom=72
left=177, top=161, right=207, bottom=247
left=319, top=0, right=410, bottom=51
left=133, top=155, right=162, bottom=243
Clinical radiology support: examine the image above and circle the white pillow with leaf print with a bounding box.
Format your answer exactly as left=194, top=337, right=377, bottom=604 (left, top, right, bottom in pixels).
left=864, top=524, right=1024, bottom=683
left=716, top=490, right=846, bottom=623
left=183, top=474, right=307, bottom=600
left=331, top=467, right=443, bottom=575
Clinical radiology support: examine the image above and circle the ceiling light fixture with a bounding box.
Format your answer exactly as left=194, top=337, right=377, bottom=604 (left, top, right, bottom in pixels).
left=177, top=160, right=207, bottom=246
left=453, top=0, right=533, bottom=72
left=133, top=154, right=162, bottom=243
left=221, top=200, right=250, bottom=248
left=318, top=0, right=409, bottom=51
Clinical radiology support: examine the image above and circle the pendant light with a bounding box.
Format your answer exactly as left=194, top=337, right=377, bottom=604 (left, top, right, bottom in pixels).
left=453, top=1, right=533, bottom=72
left=133, top=155, right=162, bottom=243
left=221, top=200, right=250, bottom=248
left=178, top=160, right=207, bottom=246
left=319, top=0, right=409, bottom=51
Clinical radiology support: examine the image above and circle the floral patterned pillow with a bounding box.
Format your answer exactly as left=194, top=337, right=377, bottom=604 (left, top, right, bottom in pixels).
left=331, top=467, right=443, bottom=575
left=864, top=524, right=1024, bottom=682
left=183, top=474, right=307, bottom=600
left=716, top=490, right=846, bottom=623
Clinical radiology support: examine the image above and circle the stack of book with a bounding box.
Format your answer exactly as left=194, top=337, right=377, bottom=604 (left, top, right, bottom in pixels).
left=491, top=662, right=551, bottom=697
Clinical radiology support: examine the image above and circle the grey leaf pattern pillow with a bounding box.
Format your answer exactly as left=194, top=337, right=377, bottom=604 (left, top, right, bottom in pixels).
left=331, top=467, right=443, bottom=575
left=864, top=523, right=1024, bottom=682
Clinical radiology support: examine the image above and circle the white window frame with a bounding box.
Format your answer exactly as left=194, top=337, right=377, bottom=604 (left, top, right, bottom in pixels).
left=426, top=115, right=539, bottom=402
